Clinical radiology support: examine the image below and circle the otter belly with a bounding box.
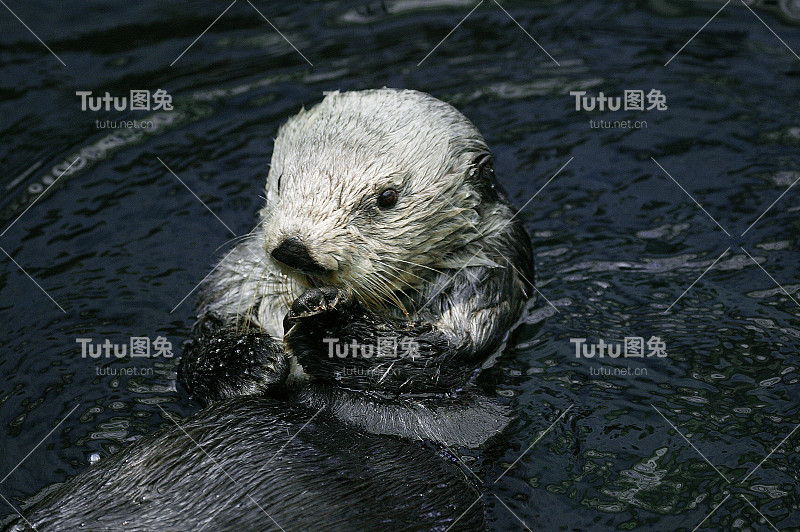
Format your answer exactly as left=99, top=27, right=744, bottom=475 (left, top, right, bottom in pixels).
left=5, top=397, right=484, bottom=532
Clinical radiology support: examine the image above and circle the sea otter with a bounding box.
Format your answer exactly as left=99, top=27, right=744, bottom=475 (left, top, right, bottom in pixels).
left=5, top=89, right=535, bottom=531
left=187, top=88, right=535, bottom=410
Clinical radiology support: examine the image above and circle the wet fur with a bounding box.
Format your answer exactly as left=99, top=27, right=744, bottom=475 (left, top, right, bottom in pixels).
left=6, top=399, right=484, bottom=531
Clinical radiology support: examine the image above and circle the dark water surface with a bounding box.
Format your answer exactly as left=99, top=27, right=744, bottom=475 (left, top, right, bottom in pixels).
left=1, top=1, right=799, bottom=530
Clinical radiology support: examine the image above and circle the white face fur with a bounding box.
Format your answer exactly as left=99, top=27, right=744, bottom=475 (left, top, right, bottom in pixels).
left=259, top=89, right=495, bottom=312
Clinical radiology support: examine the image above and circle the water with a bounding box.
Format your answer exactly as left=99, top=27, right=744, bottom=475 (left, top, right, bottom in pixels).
left=1, top=1, right=799, bottom=530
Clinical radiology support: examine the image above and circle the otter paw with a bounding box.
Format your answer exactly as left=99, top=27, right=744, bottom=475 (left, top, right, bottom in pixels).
left=179, top=328, right=289, bottom=406
left=286, top=286, right=354, bottom=322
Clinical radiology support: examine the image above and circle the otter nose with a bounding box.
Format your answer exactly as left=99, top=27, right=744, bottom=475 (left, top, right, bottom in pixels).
left=271, top=237, right=328, bottom=273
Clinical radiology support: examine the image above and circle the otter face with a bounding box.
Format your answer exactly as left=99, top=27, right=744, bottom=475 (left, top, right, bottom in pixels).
left=259, top=89, right=498, bottom=313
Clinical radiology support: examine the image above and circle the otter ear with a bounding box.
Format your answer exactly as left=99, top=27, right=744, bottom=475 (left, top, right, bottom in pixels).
left=264, top=170, right=281, bottom=207
left=471, top=153, right=493, bottom=174
left=467, top=152, right=502, bottom=202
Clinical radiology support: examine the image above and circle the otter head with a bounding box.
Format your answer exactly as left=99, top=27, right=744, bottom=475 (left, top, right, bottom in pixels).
left=260, top=89, right=502, bottom=314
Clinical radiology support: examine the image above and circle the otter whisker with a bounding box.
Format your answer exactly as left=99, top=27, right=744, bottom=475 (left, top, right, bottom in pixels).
left=371, top=272, right=410, bottom=318
left=389, top=262, right=458, bottom=310
left=376, top=260, right=428, bottom=287
left=355, top=277, right=386, bottom=312
left=281, top=273, right=303, bottom=329
left=373, top=262, right=426, bottom=301
left=394, top=258, right=454, bottom=282
left=377, top=361, right=396, bottom=384
left=214, top=227, right=260, bottom=254
left=232, top=249, right=272, bottom=335
left=361, top=270, right=410, bottom=318
left=373, top=264, right=429, bottom=319
left=243, top=264, right=271, bottom=335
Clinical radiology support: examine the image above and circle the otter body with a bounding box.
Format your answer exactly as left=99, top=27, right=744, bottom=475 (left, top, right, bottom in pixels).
left=8, top=398, right=484, bottom=531
left=7, top=89, right=535, bottom=530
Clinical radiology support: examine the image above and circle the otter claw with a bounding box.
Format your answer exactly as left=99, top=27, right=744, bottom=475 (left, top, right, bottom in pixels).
left=286, top=286, right=352, bottom=322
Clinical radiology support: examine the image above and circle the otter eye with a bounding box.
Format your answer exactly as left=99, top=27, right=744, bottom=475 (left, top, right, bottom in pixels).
left=377, top=188, right=398, bottom=209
